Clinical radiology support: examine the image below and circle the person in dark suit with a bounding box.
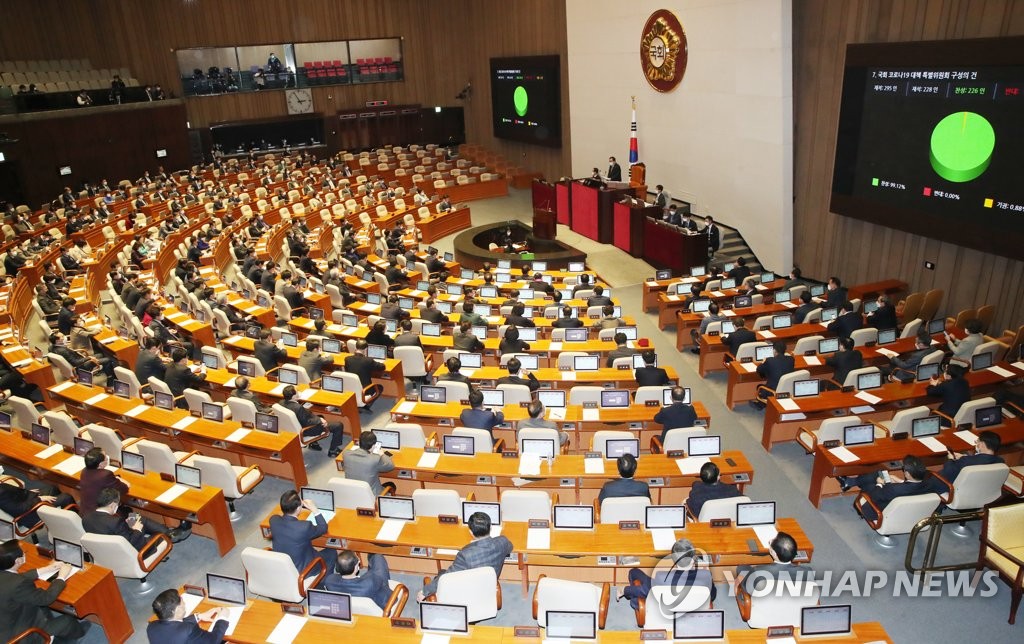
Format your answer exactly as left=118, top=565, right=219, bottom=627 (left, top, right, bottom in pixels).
left=57, top=298, right=77, bottom=335
left=586, top=285, right=612, bottom=308
left=931, top=431, right=1003, bottom=493
left=606, top=332, right=640, bottom=367
left=83, top=487, right=187, bottom=555
left=822, top=276, right=848, bottom=309
left=420, top=299, right=447, bottom=324
left=280, top=386, right=348, bottom=456
left=163, top=347, right=206, bottom=406
left=147, top=588, right=229, bottom=644
left=843, top=455, right=936, bottom=520
left=726, top=257, right=751, bottom=283
left=231, top=375, right=272, bottom=413
left=281, top=275, right=305, bottom=311
left=665, top=204, right=682, bottom=226
left=865, top=294, right=898, bottom=330
left=703, top=216, right=720, bottom=256
left=926, top=362, right=971, bottom=426
left=687, top=462, right=742, bottom=518
left=751, top=341, right=795, bottom=410
left=606, top=157, right=622, bottom=182
left=269, top=490, right=338, bottom=577
left=365, top=320, right=396, bottom=352
left=827, top=301, right=863, bottom=341
left=504, top=302, right=535, bottom=328
left=621, top=538, right=715, bottom=610
left=635, top=349, right=670, bottom=387
left=552, top=306, right=583, bottom=329
left=497, top=357, right=540, bottom=392
left=722, top=318, right=756, bottom=358
left=498, top=325, right=529, bottom=354
left=886, top=332, right=935, bottom=383
left=453, top=321, right=485, bottom=352
left=438, top=357, right=471, bottom=385
left=254, top=329, right=288, bottom=372
left=419, top=512, right=513, bottom=599
left=654, top=386, right=698, bottom=443
left=793, top=291, right=820, bottom=324
left=570, top=274, right=593, bottom=298
left=425, top=249, right=446, bottom=275
left=735, top=532, right=813, bottom=595
left=344, top=339, right=385, bottom=398
left=0, top=540, right=86, bottom=643
left=322, top=551, right=393, bottom=610
left=826, top=336, right=863, bottom=386
left=0, top=477, right=74, bottom=530
left=394, top=319, right=422, bottom=348
left=598, top=454, right=650, bottom=503
left=459, top=389, right=504, bottom=433
left=298, top=338, right=335, bottom=381
left=379, top=295, right=403, bottom=320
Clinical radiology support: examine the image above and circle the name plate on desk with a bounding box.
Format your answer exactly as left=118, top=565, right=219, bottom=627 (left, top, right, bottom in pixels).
left=585, top=451, right=602, bottom=459
left=391, top=617, right=416, bottom=629
left=767, top=625, right=795, bottom=638
left=666, top=450, right=686, bottom=458
left=822, top=439, right=841, bottom=449
left=645, top=400, right=660, bottom=407
left=640, top=630, right=668, bottom=641
left=424, top=446, right=440, bottom=453
left=183, top=585, right=206, bottom=598
left=616, top=363, right=631, bottom=370
left=514, top=626, right=541, bottom=638
left=582, top=401, right=597, bottom=409
left=740, top=357, right=753, bottom=363
left=502, top=450, right=519, bottom=458
left=438, top=515, right=459, bottom=525
left=776, top=392, right=790, bottom=399
left=190, top=410, right=202, bottom=417
left=519, top=401, right=531, bottom=408
left=529, top=519, right=550, bottom=529
left=356, top=507, right=375, bottom=517
left=708, top=331, right=720, bottom=337
left=618, top=520, right=641, bottom=530
left=710, top=518, right=732, bottom=528
left=281, top=603, right=305, bottom=616
left=892, top=432, right=909, bottom=440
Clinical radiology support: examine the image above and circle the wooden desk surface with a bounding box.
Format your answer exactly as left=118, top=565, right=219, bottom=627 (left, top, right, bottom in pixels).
left=390, top=398, right=712, bottom=427
left=431, top=365, right=681, bottom=388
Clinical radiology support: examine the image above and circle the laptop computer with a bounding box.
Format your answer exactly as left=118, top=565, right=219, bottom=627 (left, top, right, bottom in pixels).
left=53, top=537, right=84, bottom=572
left=254, top=412, right=279, bottom=433
left=793, top=379, right=820, bottom=398
left=112, top=380, right=131, bottom=399
left=754, top=345, right=775, bottom=362
left=175, top=463, right=202, bottom=489
left=321, top=375, right=344, bottom=393
left=975, top=405, right=1003, bottom=428
left=857, top=371, right=882, bottom=391
left=818, top=337, right=839, bottom=355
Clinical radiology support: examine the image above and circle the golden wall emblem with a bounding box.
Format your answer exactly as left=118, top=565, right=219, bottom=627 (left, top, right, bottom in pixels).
left=640, top=10, right=688, bottom=92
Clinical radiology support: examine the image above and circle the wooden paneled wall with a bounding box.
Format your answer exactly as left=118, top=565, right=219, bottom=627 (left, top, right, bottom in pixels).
left=0, top=0, right=571, bottom=180
left=793, top=0, right=1024, bottom=335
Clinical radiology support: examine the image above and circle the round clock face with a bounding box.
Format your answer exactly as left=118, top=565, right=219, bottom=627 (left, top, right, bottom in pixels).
left=287, top=89, right=313, bottom=114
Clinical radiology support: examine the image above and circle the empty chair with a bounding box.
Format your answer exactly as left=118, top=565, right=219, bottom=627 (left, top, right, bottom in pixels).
left=429, top=567, right=500, bottom=623
left=7, top=395, right=43, bottom=430
left=592, top=430, right=634, bottom=456
left=935, top=463, right=1011, bottom=535
left=80, top=424, right=138, bottom=464
left=793, top=335, right=824, bottom=355
left=599, top=496, right=650, bottom=524
left=651, top=427, right=707, bottom=454
left=946, top=396, right=997, bottom=428
left=977, top=503, right=1024, bottom=624
left=327, top=477, right=377, bottom=510
left=796, top=415, right=886, bottom=453
left=37, top=506, right=86, bottom=545
left=128, top=439, right=196, bottom=476
left=496, top=383, right=532, bottom=405
left=241, top=546, right=326, bottom=603
left=850, top=327, right=878, bottom=347
left=854, top=491, right=941, bottom=547
left=189, top=454, right=263, bottom=519
left=452, top=427, right=501, bottom=453
left=41, top=411, right=81, bottom=448
left=183, top=388, right=232, bottom=419
left=900, top=318, right=923, bottom=339
left=841, top=366, right=881, bottom=389
left=226, top=397, right=258, bottom=426
left=435, top=380, right=470, bottom=403
left=533, top=575, right=610, bottom=630
left=737, top=579, right=820, bottom=628
left=568, top=386, right=603, bottom=406
left=697, top=495, right=752, bottom=522
left=80, top=532, right=172, bottom=594
left=381, top=423, right=429, bottom=449
left=501, top=490, right=554, bottom=522
left=411, top=489, right=461, bottom=517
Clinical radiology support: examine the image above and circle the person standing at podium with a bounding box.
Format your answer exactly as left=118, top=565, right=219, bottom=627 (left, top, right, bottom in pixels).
left=653, top=185, right=668, bottom=211
left=607, top=157, right=622, bottom=182
left=703, top=216, right=721, bottom=256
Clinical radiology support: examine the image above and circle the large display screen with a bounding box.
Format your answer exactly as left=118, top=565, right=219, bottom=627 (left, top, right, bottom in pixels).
left=831, top=37, right=1024, bottom=258
left=490, top=55, right=562, bottom=148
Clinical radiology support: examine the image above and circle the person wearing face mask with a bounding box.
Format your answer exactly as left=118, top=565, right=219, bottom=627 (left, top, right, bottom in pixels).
left=703, top=215, right=720, bottom=256
left=607, top=156, right=622, bottom=182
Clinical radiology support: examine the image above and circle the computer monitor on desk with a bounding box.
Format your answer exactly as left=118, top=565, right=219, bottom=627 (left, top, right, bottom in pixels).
left=419, top=385, right=446, bottom=403
left=420, top=603, right=468, bottom=634
left=207, top=573, right=246, bottom=605
left=378, top=496, right=415, bottom=521
left=553, top=505, right=594, bottom=530
left=911, top=416, right=942, bottom=438
left=843, top=423, right=875, bottom=446
left=674, top=611, right=725, bottom=641
left=801, top=605, right=852, bottom=638
left=736, top=501, right=775, bottom=526
left=307, top=589, right=352, bottom=622
left=442, top=434, right=475, bottom=456
left=545, top=611, right=597, bottom=640
left=522, top=438, right=556, bottom=459
left=255, top=412, right=279, bottom=433
left=462, top=501, right=500, bottom=526
left=599, top=390, right=630, bottom=408
left=538, top=389, right=566, bottom=409
left=573, top=355, right=599, bottom=371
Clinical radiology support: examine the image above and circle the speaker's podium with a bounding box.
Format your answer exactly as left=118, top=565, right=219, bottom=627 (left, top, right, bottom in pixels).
left=613, top=197, right=661, bottom=257
left=560, top=179, right=634, bottom=244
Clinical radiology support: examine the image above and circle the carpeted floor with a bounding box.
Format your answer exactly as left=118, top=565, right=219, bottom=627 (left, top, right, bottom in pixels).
left=20, top=188, right=1019, bottom=642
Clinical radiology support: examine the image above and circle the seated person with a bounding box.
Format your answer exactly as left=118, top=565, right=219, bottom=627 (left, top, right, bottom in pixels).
left=231, top=375, right=272, bottom=413
left=504, top=302, right=535, bottom=328
left=946, top=318, right=985, bottom=364
left=826, top=336, right=863, bottom=386
left=686, top=462, right=741, bottom=518
left=279, top=385, right=349, bottom=456
left=343, top=339, right=386, bottom=400
left=865, top=294, right=897, bottom=330
left=0, top=540, right=86, bottom=642
left=635, top=349, right=670, bottom=386
left=827, top=300, right=863, bottom=341
left=269, top=490, right=338, bottom=575
left=793, top=291, right=820, bottom=324
left=722, top=317, right=756, bottom=359
left=498, top=325, right=529, bottom=354
left=930, top=430, right=1003, bottom=493
left=654, top=386, right=698, bottom=444
left=419, top=512, right=513, bottom=600
left=726, top=257, right=751, bottom=283
left=394, top=319, right=422, bottom=348
left=597, top=454, right=650, bottom=503
left=925, top=362, right=971, bottom=426
left=298, top=338, right=335, bottom=381
left=453, top=321, right=484, bottom=352
left=0, top=476, right=74, bottom=530
left=735, top=531, right=812, bottom=595
left=148, top=588, right=229, bottom=643
left=321, top=551, right=393, bottom=610
left=342, top=431, right=396, bottom=496
left=365, top=320, right=396, bottom=351
left=586, top=285, right=612, bottom=308
left=83, top=487, right=188, bottom=557
left=840, top=454, right=932, bottom=520
left=750, top=341, right=794, bottom=410
left=593, top=304, right=626, bottom=330
left=458, top=301, right=487, bottom=327
left=606, top=332, right=640, bottom=367
left=497, top=356, right=539, bottom=391
left=688, top=302, right=726, bottom=354
left=459, top=389, right=505, bottom=433
left=621, top=538, right=714, bottom=610
left=517, top=400, right=569, bottom=446
left=885, top=331, right=934, bottom=383
left=438, top=357, right=471, bottom=385
left=552, top=305, right=583, bottom=329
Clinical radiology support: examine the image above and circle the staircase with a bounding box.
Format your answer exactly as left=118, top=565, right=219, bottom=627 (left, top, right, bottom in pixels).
left=713, top=224, right=764, bottom=275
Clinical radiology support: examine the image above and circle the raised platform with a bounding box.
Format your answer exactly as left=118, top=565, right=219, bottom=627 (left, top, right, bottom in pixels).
left=453, top=221, right=585, bottom=271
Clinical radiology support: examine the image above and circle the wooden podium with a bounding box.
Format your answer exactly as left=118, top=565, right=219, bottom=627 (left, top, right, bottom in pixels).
left=613, top=198, right=661, bottom=257
left=532, top=207, right=556, bottom=240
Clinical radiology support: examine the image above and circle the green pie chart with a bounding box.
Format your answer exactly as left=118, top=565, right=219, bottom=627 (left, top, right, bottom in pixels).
left=513, top=86, right=528, bottom=117
left=929, top=111, right=995, bottom=183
